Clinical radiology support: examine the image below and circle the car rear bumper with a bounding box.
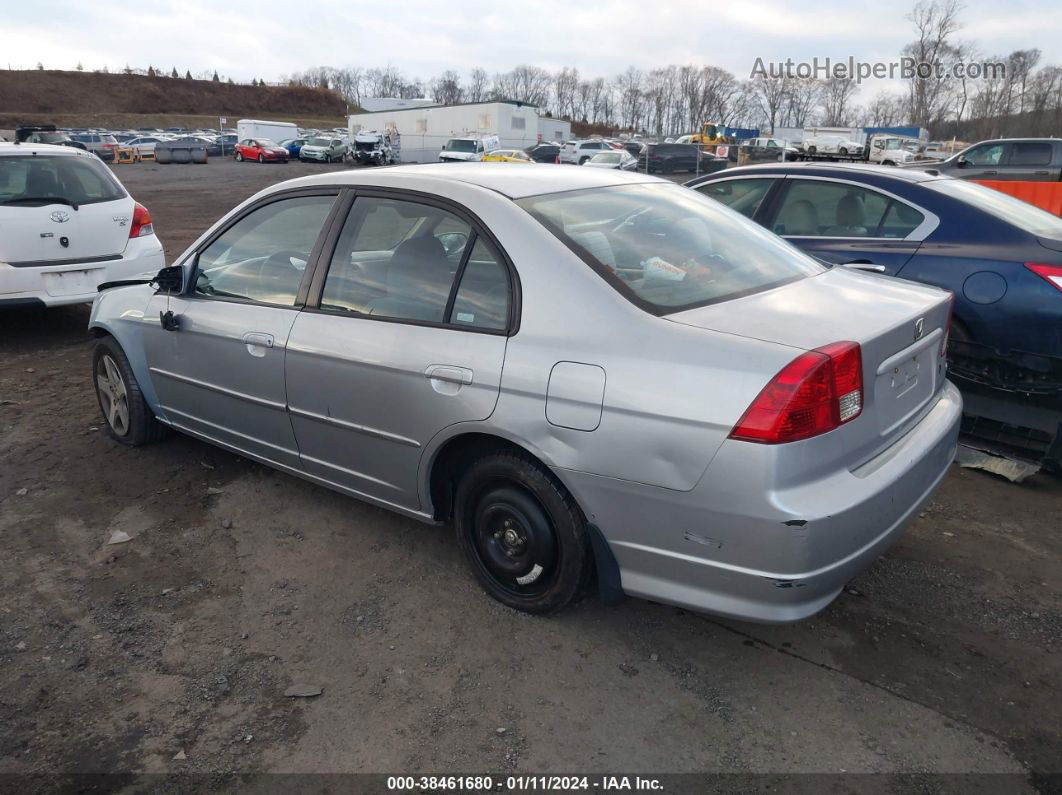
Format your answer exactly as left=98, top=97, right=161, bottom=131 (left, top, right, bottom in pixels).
left=0, top=236, right=164, bottom=307
left=559, top=380, right=962, bottom=623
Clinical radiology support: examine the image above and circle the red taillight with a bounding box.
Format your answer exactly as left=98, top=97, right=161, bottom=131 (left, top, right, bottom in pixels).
left=730, top=341, right=863, bottom=444
left=1025, top=262, right=1062, bottom=293
left=129, top=202, right=153, bottom=238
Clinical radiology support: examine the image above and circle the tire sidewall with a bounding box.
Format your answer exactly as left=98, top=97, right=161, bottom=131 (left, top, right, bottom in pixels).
left=454, top=453, right=589, bottom=614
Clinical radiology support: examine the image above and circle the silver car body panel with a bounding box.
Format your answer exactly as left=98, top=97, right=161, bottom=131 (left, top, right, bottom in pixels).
left=89, top=164, right=961, bottom=622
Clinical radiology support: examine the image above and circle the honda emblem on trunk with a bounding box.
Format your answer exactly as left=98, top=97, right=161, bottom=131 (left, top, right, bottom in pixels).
left=914, top=318, right=925, bottom=340
left=50, top=210, right=70, bottom=223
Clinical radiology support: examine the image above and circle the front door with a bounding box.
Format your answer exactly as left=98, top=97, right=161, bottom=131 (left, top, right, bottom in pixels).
left=766, top=178, right=929, bottom=276
left=143, top=191, right=339, bottom=468
left=285, top=194, right=513, bottom=511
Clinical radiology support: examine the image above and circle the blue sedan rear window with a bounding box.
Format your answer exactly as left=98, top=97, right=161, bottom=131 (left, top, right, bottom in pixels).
left=517, top=182, right=824, bottom=313
left=927, top=178, right=1062, bottom=238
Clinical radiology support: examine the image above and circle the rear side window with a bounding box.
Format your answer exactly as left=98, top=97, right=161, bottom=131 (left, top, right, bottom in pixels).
left=518, top=182, right=822, bottom=313
left=0, top=154, right=125, bottom=205
left=1009, top=142, right=1053, bottom=166
left=773, top=180, right=891, bottom=237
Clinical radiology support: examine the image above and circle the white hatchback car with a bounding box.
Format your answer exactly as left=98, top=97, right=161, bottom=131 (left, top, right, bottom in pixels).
left=0, top=143, right=164, bottom=307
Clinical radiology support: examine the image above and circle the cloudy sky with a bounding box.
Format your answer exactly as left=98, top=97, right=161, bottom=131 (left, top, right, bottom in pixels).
left=3, top=0, right=1058, bottom=91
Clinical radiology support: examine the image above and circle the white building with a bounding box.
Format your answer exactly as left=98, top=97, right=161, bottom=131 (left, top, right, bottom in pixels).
left=359, top=97, right=435, bottom=112
left=348, top=101, right=572, bottom=164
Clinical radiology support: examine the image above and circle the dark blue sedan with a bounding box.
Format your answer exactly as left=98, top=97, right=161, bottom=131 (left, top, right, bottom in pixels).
left=687, top=163, right=1062, bottom=467
left=686, top=163, right=1062, bottom=391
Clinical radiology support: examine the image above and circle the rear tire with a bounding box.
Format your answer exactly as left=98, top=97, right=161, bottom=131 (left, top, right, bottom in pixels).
left=454, top=451, right=591, bottom=614
left=93, top=337, right=167, bottom=447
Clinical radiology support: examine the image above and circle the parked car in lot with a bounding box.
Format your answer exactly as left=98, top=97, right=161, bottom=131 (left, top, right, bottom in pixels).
left=234, top=138, right=289, bottom=163
left=686, top=162, right=1062, bottom=400
left=88, top=163, right=958, bottom=622
left=69, top=133, right=120, bottom=161
left=583, top=150, right=638, bottom=170
left=216, top=134, right=238, bottom=155
left=741, top=137, right=800, bottom=163
left=622, top=141, right=645, bottom=158
left=481, top=149, right=533, bottom=163
left=124, top=136, right=165, bottom=158
left=908, top=138, right=1062, bottom=181
left=638, top=142, right=705, bottom=174
left=525, top=143, right=561, bottom=163
left=279, top=137, right=308, bottom=158
left=0, top=143, right=163, bottom=307
left=16, top=126, right=87, bottom=151
left=298, top=136, right=346, bottom=163
left=560, top=139, right=612, bottom=165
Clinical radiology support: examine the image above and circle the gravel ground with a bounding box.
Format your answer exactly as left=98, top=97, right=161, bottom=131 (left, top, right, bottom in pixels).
left=0, top=159, right=1059, bottom=791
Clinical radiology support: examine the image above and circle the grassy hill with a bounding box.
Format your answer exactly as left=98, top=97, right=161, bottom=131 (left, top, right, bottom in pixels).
left=0, top=69, right=349, bottom=130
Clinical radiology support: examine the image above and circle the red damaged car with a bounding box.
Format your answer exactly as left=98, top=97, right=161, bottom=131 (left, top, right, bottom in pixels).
left=234, top=138, right=289, bottom=163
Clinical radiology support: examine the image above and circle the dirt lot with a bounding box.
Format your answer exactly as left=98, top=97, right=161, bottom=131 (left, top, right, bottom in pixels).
left=1, top=159, right=1060, bottom=790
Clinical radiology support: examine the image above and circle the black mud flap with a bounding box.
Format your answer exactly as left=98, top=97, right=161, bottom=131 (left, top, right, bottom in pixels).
left=587, top=524, right=626, bottom=606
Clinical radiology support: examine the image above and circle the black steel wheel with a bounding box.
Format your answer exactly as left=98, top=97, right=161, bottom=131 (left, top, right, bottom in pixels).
left=454, top=451, right=590, bottom=614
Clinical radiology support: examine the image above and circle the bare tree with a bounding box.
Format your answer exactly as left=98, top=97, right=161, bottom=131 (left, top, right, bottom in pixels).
left=429, top=69, right=464, bottom=105
left=903, top=0, right=964, bottom=128
left=819, top=78, right=859, bottom=125
left=465, top=68, right=489, bottom=103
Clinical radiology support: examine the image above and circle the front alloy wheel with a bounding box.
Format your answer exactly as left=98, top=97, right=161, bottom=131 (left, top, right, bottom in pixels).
left=235, top=151, right=243, bottom=161
left=96, top=354, right=130, bottom=437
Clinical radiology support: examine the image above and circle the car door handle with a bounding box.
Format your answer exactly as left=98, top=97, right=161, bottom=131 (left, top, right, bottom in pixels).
left=842, top=262, right=886, bottom=273
left=242, top=332, right=274, bottom=352
left=424, top=365, right=473, bottom=385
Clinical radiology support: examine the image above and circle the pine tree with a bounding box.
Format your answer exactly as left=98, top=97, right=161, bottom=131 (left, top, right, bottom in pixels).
left=36, top=62, right=44, bottom=70
left=171, top=67, right=178, bottom=78
left=185, top=70, right=192, bottom=80
left=76, top=62, right=83, bottom=72
left=147, top=65, right=156, bottom=77
left=212, top=70, right=220, bottom=82
left=227, top=77, right=234, bottom=84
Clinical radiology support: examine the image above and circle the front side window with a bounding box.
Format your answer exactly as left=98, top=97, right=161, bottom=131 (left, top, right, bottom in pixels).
left=773, top=180, right=891, bottom=237
left=0, top=155, right=125, bottom=205
left=964, top=143, right=1004, bottom=166
left=321, top=197, right=472, bottom=322
left=194, top=194, right=336, bottom=306
left=518, top=182, right=822, bottom=313
left=695, top=178, right=775, bottom=220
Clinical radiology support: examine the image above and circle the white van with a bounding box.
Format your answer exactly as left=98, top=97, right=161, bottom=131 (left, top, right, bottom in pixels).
left=439, top=134, right=500, bottom=163
left=236, top=119, right=298, bottom=145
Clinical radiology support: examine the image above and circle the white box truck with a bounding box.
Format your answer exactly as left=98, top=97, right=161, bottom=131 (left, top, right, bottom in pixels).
left=236, top=119, right=298, bottom=144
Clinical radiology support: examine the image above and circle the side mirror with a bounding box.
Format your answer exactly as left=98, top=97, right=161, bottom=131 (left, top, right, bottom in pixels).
left=956, top=154, right=967, bottom=167
left=153, top=264, right=184, bottom=294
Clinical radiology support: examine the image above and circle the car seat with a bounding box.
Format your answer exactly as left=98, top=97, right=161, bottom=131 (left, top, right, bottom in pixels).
left=367, top=235, right=452, bottom=321
left=823, top=194, right=868, bottom=236
left=777, top=199, right=819, bottom=236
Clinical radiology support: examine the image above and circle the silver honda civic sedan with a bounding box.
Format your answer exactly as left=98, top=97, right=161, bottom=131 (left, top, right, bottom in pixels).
left=89, top=164, right=961, bottom=623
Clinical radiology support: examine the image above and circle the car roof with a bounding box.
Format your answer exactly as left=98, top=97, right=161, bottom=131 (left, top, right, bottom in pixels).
left=689, top=161, right=946, bottom=184
left=0, top=142, right=92, bottom=158
left=276, top=162, right=662, bottom=199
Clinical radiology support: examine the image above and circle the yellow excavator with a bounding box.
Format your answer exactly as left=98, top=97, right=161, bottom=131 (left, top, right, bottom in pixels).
left=689, top=122, right=734, bottom=151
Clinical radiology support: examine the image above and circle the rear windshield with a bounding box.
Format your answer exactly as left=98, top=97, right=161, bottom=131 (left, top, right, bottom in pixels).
left=927, top=178, right=1062, bottom=238
left=0, top=154, right=126, bottom=205
left=517, top=182, right=823, bottom=313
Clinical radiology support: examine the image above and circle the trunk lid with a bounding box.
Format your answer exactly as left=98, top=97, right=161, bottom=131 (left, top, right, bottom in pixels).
left=667, top=268, right=953, bottom=460
left=0, top=197, right=132, bottom=265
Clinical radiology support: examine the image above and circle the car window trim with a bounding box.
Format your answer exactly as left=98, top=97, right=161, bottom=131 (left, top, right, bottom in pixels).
left=764, top=175, right=939, bottom=242
left=302, top=185, right=521, bottom=337
left=184, top=186, right=344, bottom=310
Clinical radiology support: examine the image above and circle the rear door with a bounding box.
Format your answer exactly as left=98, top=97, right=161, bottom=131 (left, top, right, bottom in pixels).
left=285, top=192, right=513, bottom=510
left=143, top=190, right=340, bottom=468
left=0, top=153, right=132, bottom=267
left=997, top=141, right=1060, bottom=181
left=763, top=177, right=932, bottom=275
